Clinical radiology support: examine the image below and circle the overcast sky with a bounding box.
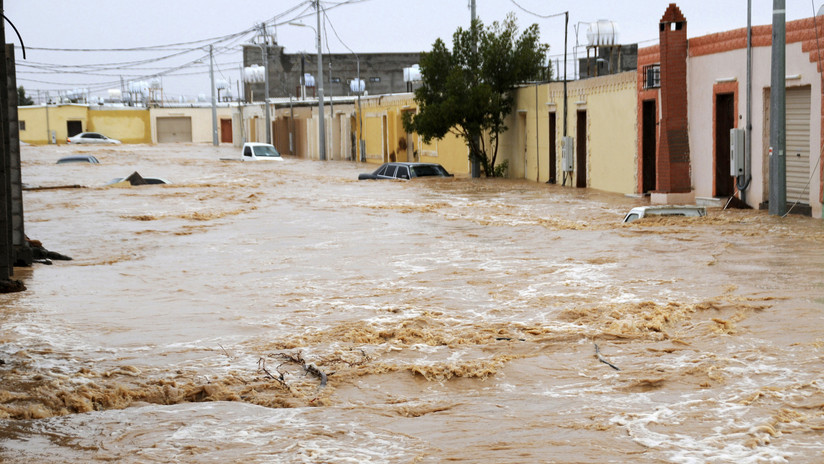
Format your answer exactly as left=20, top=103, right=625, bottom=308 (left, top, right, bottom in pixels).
left=6, top=0, right=820, bottom=101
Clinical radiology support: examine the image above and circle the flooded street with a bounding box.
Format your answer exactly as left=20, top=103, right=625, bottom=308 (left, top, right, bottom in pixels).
left=1, top=143, right=823, bottom=463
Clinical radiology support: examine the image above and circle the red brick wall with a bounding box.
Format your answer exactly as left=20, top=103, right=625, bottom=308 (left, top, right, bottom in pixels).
left=657, top=4, right=691, bottom=193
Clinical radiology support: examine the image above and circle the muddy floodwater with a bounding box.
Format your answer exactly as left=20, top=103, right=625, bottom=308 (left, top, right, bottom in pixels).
left=1, top=143, right=823, bottom=463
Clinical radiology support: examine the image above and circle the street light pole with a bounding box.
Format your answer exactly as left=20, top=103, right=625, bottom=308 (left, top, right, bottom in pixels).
left=316, top=0, right=327, bottom=161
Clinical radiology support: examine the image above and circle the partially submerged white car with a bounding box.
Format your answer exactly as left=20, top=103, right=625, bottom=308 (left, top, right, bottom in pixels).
left=622, top=205, right=706, bottom=223
left=242, top=142, right=283, bottom=161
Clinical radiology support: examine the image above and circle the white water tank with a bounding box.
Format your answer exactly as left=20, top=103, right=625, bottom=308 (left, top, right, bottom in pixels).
left=404, top=64, right=422, bottom=82
left=586, top=20, right=619, bottom=47
left=349, top=78, right=365, bottom=94
left=243, top=65, right=265, bottom=84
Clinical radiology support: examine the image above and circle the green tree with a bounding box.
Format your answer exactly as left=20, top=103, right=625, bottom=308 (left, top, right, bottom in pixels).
left=403, top=14, right=549, bottom=177
left=17, top=86, right=34, bottom=106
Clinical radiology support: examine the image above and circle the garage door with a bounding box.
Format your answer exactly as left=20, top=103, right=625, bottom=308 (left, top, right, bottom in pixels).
left=786, top=86, right=811, bottom=204
left=156, top=117, right=192, bottom=143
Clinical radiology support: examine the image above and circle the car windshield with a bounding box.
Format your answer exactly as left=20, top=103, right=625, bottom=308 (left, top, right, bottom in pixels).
left=412, top=164, right=448, bottom=177
left=253, top=145, right=280, bottom=157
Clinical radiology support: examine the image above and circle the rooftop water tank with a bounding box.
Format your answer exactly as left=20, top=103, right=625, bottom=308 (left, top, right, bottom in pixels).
left=243, top=65, right=265, bottom=84
left=349, top=78, right=365, bottom=94
left=586, top=20, right=619, bottom=47
left=403, top=64, right=422, bottom=83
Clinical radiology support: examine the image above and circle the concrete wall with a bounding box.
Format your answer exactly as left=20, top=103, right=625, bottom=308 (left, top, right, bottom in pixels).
left=244, top=45, right=420, bottom=101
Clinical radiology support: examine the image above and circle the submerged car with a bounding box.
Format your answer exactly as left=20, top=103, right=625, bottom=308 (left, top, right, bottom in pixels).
left=622, top=205, right=706, bottom=223
left=67, top=132, right=121, bottom=145
left=358, top=162, right=453, bottom=180
left=242, top=142, right=283, bottom=161
left=105, top=177, right=170, bottom=186
left=56, top=155, right=100, bottom=164
left=105, top=171, right=169, bottom=186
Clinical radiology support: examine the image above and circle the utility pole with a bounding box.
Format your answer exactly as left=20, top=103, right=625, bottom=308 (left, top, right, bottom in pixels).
left=741, top=0, right=753, bottom=202
left=769, top=0, right=787, bottom=216
left=329, top=60, right=334, bottom=159
left=262, top=24, right=272, bottom=146
left=316, top=0, right=327, bottom=160
left=209, top=45, right=218, bottom=146
left=470, top=0, right=480, bottom=178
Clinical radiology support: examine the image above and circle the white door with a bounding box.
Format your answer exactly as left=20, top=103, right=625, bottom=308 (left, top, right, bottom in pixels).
left=785, top=86, right=811, bottom=204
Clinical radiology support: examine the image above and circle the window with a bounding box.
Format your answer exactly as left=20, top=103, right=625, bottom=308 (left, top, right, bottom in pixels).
left=331, top=77, right=341, bottom=83
left=396, top=166, right=410, bottom=179
left=19, top=121, right=25, bottom=131
left=383, top=165, right=397, bottom=177
left=369, top=77, right=381, bottom=83
left=375, top=165, right=388, bottom=176
left=643, top=64, right=660, bottom=89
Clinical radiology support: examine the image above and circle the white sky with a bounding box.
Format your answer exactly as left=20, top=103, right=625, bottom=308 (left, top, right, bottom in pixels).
left=6, top=0, right=820, bottom=101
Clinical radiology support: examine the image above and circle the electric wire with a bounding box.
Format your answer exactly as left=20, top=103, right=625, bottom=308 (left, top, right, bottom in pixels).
left=14, top=0, right=320, bottom=96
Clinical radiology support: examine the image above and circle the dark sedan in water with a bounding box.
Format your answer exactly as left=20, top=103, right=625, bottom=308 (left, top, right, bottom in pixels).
left=358, top=162, right=453, bottom=180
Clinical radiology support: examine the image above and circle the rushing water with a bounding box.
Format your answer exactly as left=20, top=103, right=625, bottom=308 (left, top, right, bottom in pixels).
left=0, top=143, right=822, bottom=463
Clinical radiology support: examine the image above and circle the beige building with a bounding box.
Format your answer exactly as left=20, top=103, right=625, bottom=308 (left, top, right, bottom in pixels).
left=496, top=72, right=638, bottom=194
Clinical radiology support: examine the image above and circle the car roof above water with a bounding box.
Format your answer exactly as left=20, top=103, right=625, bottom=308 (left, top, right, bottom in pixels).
left=622, top=205, right=706, bottom=223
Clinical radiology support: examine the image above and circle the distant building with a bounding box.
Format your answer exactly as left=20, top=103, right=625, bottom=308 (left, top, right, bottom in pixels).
left=242, top=44, right=420, bottom=101
left=578, top=44, right=638, bottom=79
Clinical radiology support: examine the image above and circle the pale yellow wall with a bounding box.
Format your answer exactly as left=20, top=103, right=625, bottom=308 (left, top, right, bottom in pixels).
left=362, top=113, right=383, bottom=162
left=88, top=109, right=151, bottom=144
left=18, top=106, right=49, bottom=144
left=499, top=72, right=637, bottom=194
left=18, top=105, right=88, bottom=145
left=584, top=73, right=638, bottom=194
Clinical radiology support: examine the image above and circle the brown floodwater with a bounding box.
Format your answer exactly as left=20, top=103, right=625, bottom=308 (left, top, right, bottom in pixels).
left=0, top=143, right=822, bottom=463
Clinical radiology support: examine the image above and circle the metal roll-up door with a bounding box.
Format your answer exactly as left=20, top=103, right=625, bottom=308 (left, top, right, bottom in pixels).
left=785, top=86, right=811, bottom=204
left=156, top=117, right=193, bottom=143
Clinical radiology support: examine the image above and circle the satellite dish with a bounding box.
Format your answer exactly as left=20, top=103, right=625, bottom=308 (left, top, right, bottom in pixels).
left=818, top=4, right=824, bottom=15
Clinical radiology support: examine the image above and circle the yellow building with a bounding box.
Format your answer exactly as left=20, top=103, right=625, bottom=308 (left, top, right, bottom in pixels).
left=18, top=104, right=151, bottom=145
left=359, top=94, right=469, bottom=175
left=500, top=72, right=638, bottom=193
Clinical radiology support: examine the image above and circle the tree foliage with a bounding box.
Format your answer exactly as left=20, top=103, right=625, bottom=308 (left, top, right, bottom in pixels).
left=17, top=86, right=34, bottom=106
left=403, top=14, right=549, bottom=177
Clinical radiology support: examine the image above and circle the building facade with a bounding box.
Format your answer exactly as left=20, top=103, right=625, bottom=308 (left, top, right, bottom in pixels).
left=639, top=4, right=824, bottom=217
left=242, top=44, right=420, bottom=102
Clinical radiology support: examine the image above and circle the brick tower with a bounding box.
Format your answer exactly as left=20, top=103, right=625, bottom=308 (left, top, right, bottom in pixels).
left=656, top=4, right=691, bottom=194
